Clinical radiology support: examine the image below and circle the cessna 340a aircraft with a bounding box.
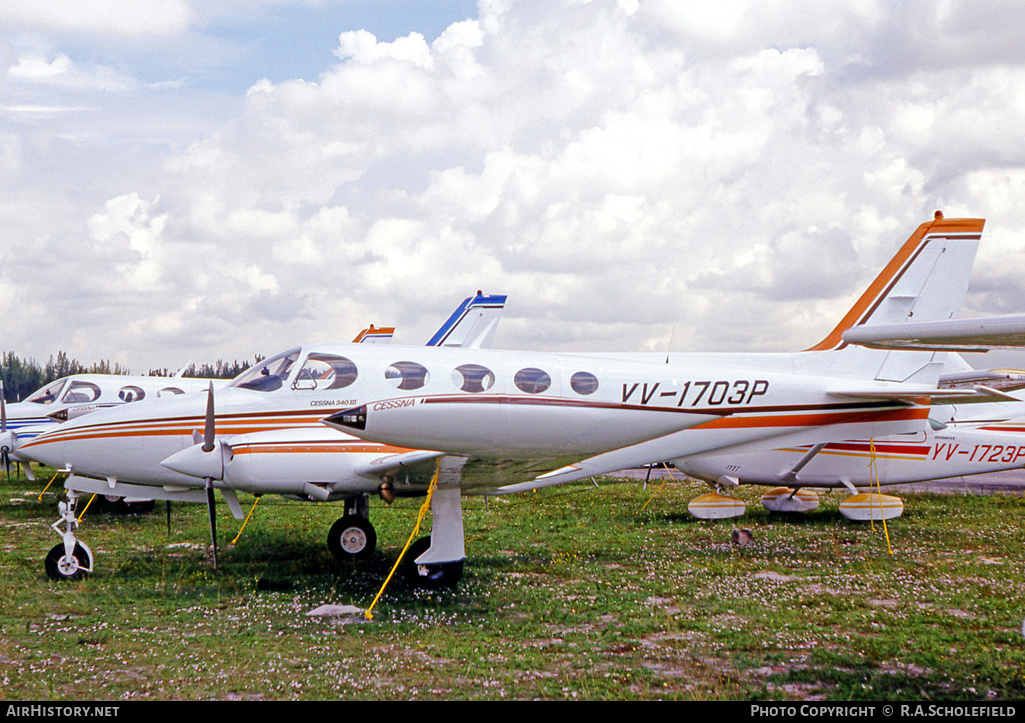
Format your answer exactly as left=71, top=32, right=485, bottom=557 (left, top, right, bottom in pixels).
left=17, top=292, right=507, bottom=581
left=22, top=215, right=1025, bottom=585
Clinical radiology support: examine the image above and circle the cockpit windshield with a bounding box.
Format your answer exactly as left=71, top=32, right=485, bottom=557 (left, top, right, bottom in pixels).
left=25, top=379, right=68, bottom=405
left=228, top=349, right=300, bottom=392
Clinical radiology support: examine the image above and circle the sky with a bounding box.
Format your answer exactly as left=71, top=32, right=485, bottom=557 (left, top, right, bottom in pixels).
left=3, top=0, right=1025, bottom=373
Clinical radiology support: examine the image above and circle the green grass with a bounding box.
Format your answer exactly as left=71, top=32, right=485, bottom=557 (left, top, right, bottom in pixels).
left=2, top=467, right=1025, bottom=700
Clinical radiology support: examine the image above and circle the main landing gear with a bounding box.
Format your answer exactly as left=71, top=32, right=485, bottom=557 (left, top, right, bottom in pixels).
left=327, top=496, right=377, bottom=561
left=403, top=535, right=464, bottom=587
left=45, top=492, right=93, bottom=581
left=326, top=485, right=466, bottom=587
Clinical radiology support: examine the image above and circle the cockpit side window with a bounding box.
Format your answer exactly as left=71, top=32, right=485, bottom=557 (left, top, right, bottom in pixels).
left=453, top=364, right=495, bottom=393
left=61, top=381, right=101, bottom=404
left=386, top=361, right=430, bottom=390
left=26, top=379, right=68, bottom=405
left=229, top=349, right=300, bottom=392
left=292, top=353, right=359, bottom=391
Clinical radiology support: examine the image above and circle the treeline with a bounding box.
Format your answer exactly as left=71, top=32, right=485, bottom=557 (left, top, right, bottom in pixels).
left=147, top=356, right=263, bottom=381
left=1, top=351, right=259, bottom=402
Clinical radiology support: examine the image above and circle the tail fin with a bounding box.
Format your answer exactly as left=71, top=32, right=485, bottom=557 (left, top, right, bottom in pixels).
left=426, top=291, right=508, bottom=349
left=352, top=325, right=395, bottom=344
left=807, top=211, right=984, bottom=352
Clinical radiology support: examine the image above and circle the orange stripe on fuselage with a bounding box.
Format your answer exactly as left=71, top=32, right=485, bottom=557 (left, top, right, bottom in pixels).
left=691, top=405, right=927, bottom=430
left=231, top=442, right=413, bottom=455
left=19, top=411, right=329, bottom=450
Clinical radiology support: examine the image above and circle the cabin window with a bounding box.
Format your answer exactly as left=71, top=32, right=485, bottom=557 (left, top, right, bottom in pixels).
left=159, top=387, right=185, bottom=397
left=386, top=361, right=430, bottom=390
left=118, top=386, right=146, bottom=403
left=25, top=379, right=67, bottom=405
left=452, top=364, right=495, bottom=393
left=61, top=381, right=101, bottom=404
left=229, top=349, right=300, bottom=392
left=570, top=371, right=599, bottom=395
left=514, top=367, right=551, bottom=394
left=292, top=353, right=359, bottom=391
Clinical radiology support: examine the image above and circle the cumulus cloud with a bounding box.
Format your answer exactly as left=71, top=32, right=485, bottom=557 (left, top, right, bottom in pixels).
left=3, top=0, right=1025, bottom=369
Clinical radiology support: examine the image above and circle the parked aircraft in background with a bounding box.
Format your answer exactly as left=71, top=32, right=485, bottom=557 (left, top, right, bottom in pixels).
left=678, top=391, right=1025, bottom=520
left=0, top=372, right=219, bottom=479
left=677, top=320, right=1025, bottom=520
left=18, top=292, right=507, bottom=581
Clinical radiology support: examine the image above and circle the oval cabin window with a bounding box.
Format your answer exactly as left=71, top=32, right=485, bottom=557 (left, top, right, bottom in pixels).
left=570, top=371, right=599, bottom=395
left=452, top=364, right=495, bottom=393
left=514, top=367, right=551, bottom=394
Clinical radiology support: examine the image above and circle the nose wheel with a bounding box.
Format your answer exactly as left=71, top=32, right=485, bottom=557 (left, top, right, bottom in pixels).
left=45, top=542, right=93, bottom=581
left=45, top=493, right=94, bottom=581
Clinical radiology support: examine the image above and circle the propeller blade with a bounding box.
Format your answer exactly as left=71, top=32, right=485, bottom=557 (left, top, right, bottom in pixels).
left=1, top=382, right=9, bottom=479
left=206, top=477, right=218, bottom=569
left=202, top=383, right=215, bottom=453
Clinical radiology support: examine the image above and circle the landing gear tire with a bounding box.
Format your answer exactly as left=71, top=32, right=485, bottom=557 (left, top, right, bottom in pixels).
left=45, top=543, right=92, bottom=581
left=327, top=515, right=377, bottom=561
left=403, top=536, right=464, bottom=587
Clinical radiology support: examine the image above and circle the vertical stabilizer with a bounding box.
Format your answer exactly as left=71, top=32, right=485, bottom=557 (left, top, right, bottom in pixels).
left=808, top=212, right=984, bottom=352
left=426, top=291, right=508, bottom=349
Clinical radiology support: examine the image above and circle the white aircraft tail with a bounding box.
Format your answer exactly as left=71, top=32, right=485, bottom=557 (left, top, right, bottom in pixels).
left=426, top=291, right=508, bottom=349
left=806, top=212, right=984, bottom=381
left=351, top=325, right=395, bottom=344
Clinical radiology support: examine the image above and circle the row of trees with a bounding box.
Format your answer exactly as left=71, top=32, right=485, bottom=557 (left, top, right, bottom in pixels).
left=1, top=351, right=258, bottom=402
left=147, top=358, right=259, bottom=380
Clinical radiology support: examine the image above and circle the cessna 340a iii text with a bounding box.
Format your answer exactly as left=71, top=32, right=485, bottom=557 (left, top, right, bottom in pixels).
left=17, top=292, right=507, bottom=581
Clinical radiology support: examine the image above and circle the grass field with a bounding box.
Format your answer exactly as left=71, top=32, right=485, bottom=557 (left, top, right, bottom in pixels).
left=2, top=467, right=1025, bottom=701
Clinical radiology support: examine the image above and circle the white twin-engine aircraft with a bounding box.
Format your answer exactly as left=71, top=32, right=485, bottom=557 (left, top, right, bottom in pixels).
left=17, top=292, right=508, bottom=581
left=19, top=215, right=1025, bottom=586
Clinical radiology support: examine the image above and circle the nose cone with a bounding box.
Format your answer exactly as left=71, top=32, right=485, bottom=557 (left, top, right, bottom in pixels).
left=161, top=442, right=227, bottom=480
left=15, top=428, right=66, bottom=468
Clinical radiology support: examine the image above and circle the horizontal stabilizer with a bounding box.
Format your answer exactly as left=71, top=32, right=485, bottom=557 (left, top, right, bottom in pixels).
left=842, top=314, right=1025, bottom=352
left=939, top=368, right=1025, bottom=392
